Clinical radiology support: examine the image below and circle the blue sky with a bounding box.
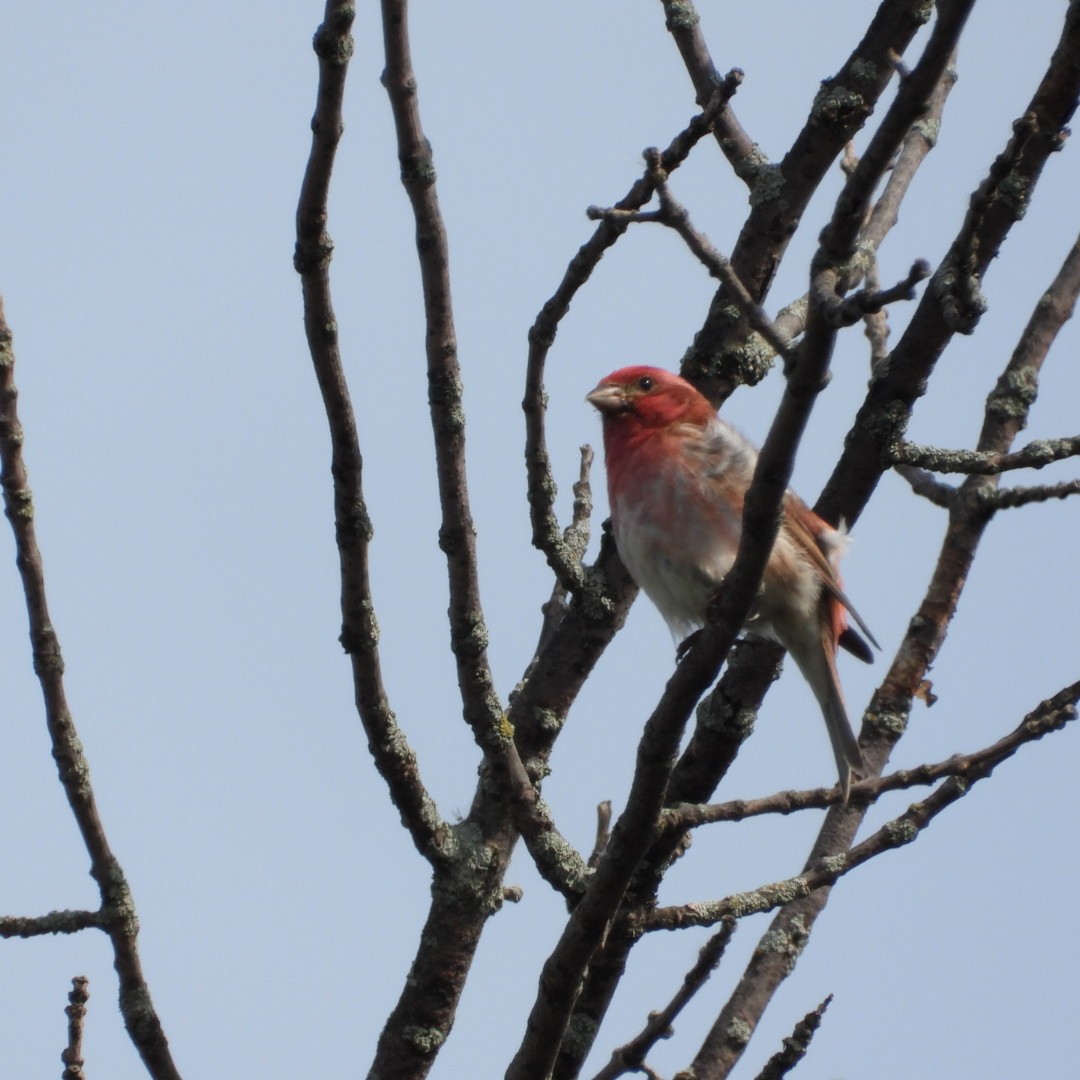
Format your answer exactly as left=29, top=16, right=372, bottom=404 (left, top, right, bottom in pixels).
left=2, top=3, right=1077, bottom=1077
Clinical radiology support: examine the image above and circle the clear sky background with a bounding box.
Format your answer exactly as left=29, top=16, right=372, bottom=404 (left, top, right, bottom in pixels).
left=2, top=3, right=1078, bottom=1078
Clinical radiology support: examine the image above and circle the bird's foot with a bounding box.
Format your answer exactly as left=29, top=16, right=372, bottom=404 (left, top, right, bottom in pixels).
left=675, top=630, right=702, bottom=664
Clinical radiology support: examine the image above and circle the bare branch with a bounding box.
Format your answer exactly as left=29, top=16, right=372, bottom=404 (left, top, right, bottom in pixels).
left=589, top=918, right=737, bottom=1080
left=677, top=0, right=937, bottom=397
left=295, top=1, right=446, bottom=862
left=889, top=434, right=1080, bottom=474
left=641, top=677, right=1078, bottom=936
left=859, top=62, right=958, bottom=256
left=687, top=201, right=1080, bottom=1080
left=894, top=463, right=956, bottom=508
left=658, top=0, right=760, bottom=183
left=812, top=4, right=973, bottom=325
left=589, top=802, right=613, bottom=869
left=562, top=445, right=595, bottom=569
left=552, top=13, right=984, bottom=1074
left=380, top=0, right=506, bottom=754
left=991, top=478, right=1080, bottom=509
left=818, top=3, right=973, bottom=262
left=663, top=686, right=1080, bottom=830
left=820, top=7, right=1080, bottom=529
left=750, top=996, right=833, bottom=1080
left=0, top=911, right=102, bottom=939
left=751, top=993, right=833, bottom=1080
left=814, top=259, right=931, bottom=329
left=0, top=309, right=181, bottom=1080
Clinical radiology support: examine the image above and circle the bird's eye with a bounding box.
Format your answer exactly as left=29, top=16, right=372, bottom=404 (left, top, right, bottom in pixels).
left=637, top=376, right=654, bottom=391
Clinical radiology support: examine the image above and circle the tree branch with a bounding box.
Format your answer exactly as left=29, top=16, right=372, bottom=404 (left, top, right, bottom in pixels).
left=676, top=0, right=935, bottom=398
left=550, top=13, right=975, bottom=1073
left=658, top=0, right=761, bottom=184
left=589, top=917, right=737, bottom=1080
left=687, top=112, right=1080, bottom=1077
left=819, top=3, right=1080, bottom=529
left=380, top=0, right=506, bottom=754
left=61, top=976, right=90, bottom=1080
left=0, top=910, right=103, bottom=938
left=295, top=0, right=447, bottom=863
left=748, top=995, right=832, bottom=1080
left=0, top=309, right=181, bottom=1080
left=587, top=153, right=795, bottom=364
left=991, top=478, right=1080, bottom=509
left=640, top=676, right=1078, bottom=937
left=663, top=684, right=1080, bottom=829
left=894, top=463, right=957, bottom=507
left=889, top=434, right=1080, bottom=474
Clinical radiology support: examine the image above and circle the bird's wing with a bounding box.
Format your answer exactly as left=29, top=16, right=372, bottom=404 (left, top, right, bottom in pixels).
left=783, top=494, right=880, bottom=654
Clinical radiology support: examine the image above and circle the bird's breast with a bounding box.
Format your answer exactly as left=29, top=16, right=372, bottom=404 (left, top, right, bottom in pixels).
left=609, top=453, right=743, bottom=638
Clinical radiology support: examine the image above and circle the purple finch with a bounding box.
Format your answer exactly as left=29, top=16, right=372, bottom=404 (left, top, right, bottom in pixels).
left=587, top=365, right=877, bottom=798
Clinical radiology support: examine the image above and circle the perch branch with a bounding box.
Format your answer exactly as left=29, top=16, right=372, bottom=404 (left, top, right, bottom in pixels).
left=642, top=675, right=1078, bottom=934
left=663, top=684, right=1080, bottom=829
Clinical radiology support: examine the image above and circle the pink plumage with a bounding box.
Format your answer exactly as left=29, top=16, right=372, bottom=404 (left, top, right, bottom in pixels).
left=587, top=365, right=877, bottom=798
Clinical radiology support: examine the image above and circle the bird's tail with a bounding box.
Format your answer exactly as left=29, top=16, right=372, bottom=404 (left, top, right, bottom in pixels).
left=787, top=627, right=864, bottom=801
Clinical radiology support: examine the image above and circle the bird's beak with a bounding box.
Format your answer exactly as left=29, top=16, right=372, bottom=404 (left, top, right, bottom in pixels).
left=586, top=382, right=626, bottom=415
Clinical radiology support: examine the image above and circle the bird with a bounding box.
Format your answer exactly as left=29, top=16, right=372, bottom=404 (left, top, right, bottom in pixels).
left=586, top=365, right=877, bottom=799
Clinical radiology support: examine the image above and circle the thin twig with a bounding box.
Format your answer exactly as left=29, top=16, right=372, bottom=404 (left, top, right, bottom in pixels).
left=589, top=802, right=613, bottom=869
left=62, top=977, right=89, bottom=1080
left=894, top=464, right=956, bottom=507
left=819, top=4, right=973, bottom=262
left=819, top=8, right=1080, bottom=528
left=677, top=0, right=935, bottom=396
left=722, top=60, right=958, bottom=375
left=814, top=259, right=931, bottom=329
left=590, top=918, right=737, bottom=1080
left=380, top=1, right=602, bottom=909
left=750, top=996, right=832, bottom=1080
left=658, top=0, right=760, bottom=184
left=991, top=478, right=1080, bottom=509
left=587, top=152, right=795, bottom=365
left=695, top=125, right=1080, bottom=1077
